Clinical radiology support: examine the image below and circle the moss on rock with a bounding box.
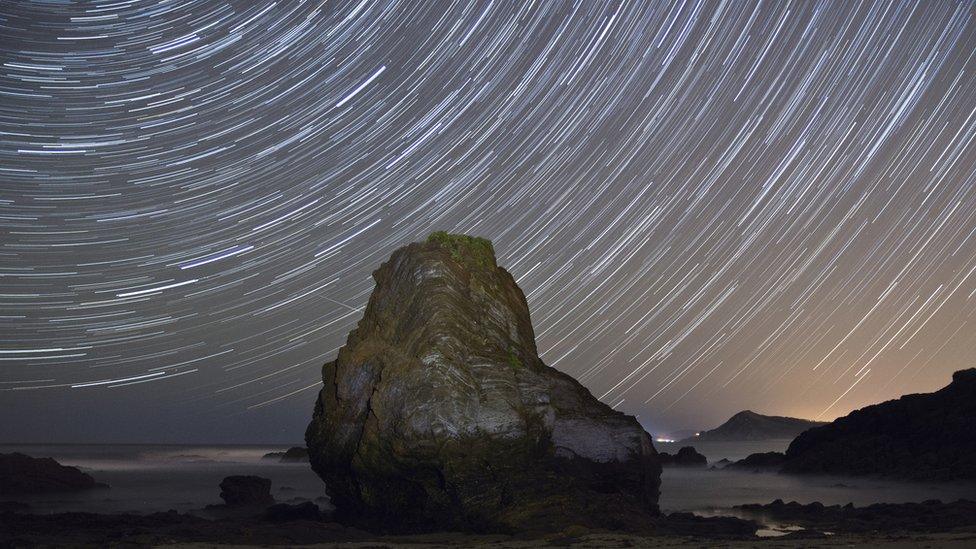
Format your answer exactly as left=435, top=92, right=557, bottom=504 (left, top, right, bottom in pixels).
left=426, top=231, right=496, bottom=268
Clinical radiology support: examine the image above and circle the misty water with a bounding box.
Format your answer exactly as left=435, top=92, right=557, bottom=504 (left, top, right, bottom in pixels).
left=655, top=439, right=976, bottom=511
left=5, top=441, right=974, bottom=530
left=1, top=444, right=329, bottom=516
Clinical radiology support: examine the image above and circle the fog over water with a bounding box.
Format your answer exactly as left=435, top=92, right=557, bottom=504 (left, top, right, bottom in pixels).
left=7, top=443, right=974, bottom=518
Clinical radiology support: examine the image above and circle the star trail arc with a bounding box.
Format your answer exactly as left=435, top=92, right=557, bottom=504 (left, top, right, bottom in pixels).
left=1, top=0, right=975, bottom=441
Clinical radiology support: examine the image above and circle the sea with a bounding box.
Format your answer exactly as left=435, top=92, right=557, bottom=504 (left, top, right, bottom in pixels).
left=4, top=440, right=975, bottom=531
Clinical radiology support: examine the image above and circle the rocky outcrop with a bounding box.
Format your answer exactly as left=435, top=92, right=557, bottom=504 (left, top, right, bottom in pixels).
left=306, top=233, right=661, bottom=533
left=781, top=369, right=976, bottom=480
left=219, top=476, right=274, bottom=507
left=658, top=446, right=708, bottom=467
left=0, top=453, right=105, bottom=495
left=681, top=411, right=824, bottom=443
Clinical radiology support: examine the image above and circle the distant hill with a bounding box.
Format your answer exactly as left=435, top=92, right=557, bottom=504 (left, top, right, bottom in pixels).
left=680, top=410, right=825, bottom=443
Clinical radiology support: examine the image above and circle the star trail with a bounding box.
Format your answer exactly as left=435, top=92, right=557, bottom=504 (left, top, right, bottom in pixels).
left=2, top=1, right=976, bottom=442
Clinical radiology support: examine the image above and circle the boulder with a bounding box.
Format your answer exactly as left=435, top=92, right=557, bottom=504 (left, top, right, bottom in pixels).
left=658, top=446, right=708, bottom=467
left=306, top=233, right=661, bottom=533
left=0, top=453, right=105, bottom=495
left=219, top=475, right=273, bottom=507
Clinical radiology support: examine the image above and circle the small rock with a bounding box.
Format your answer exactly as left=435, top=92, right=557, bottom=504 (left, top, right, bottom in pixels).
left=261, top=447, right=308, bottom=462
left=727, top=451, right=787, bottom=472
left=279, top=447, right=309, bottom=462
left=263, top=501, right=322, bottom=522
left=218, top=475, right=273, bottom=507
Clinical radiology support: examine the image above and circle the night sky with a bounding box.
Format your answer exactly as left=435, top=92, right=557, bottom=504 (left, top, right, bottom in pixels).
left=2, top=1, right=975, bottom=444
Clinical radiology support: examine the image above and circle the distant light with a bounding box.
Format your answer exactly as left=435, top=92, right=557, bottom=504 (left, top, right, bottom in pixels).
left=655, top=438, right=675, bottom=443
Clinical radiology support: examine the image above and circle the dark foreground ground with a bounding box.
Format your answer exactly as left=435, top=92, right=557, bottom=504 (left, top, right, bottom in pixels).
left=162, top=532, right=976, bottom=549
left=2, top=499, right=975, bottom=548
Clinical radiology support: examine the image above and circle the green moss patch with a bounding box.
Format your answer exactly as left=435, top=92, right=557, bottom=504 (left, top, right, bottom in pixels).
left=507, top=351, right=522, bottom=370
left=426, top=231, right=496, bottom=268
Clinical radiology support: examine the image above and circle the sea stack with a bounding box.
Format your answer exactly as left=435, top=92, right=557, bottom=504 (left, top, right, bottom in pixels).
left=306, top=232, right=661, bottom=533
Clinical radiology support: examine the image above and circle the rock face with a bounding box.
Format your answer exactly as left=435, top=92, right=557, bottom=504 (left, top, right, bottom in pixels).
left=658, top=446, right=708, bottom=468
left=681, top=411, right=824, bottom=443
left=219, top=476, right=274, bottom=507
left=0, top=453, right=105, bottom=495
left=306, top=233, right=661, bottom=533
left=780, top=369, right=976, bottom=480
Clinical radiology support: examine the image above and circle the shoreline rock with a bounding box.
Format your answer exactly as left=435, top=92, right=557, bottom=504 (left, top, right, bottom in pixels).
left=736, top=498, right=976, bottom=533
left=0, top=453, right=106, bottom=495
left=726, top=451, right=788, bottom=472
left=218, top=475, right=274, bottom=507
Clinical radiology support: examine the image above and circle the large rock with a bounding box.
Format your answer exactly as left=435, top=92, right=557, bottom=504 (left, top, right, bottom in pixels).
left=306, top=233, right=661, bottom=533
left=0, top=453, right=105, bottom=495
left=780, top=369, right=976, bottom=480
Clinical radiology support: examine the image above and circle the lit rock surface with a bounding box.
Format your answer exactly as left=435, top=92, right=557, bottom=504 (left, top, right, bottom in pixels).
left=306, top=233, right=661, bottom=532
